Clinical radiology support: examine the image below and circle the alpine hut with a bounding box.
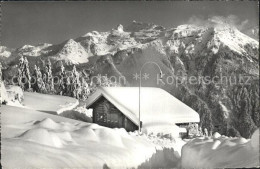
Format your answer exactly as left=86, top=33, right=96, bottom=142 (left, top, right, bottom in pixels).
left=86, top=87, right=200, bottom=132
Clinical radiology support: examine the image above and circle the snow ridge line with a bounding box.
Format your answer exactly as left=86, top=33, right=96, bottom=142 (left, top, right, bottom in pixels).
left=56, top=100, right=79, bottom=114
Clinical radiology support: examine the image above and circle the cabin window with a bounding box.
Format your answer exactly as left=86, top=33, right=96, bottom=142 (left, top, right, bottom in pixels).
left=97, top=113, right=107, bottom=122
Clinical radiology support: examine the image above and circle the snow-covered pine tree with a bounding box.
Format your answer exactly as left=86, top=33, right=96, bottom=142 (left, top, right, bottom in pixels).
left=58, top=63, right=66, bottom=95
left=71, top=65, right=80, bottom=98
left=33, top=65, right=46, bottom=93
left=81, top=77, right=90, bottom=100
left=33, top=65, right=38, bottom=91
left=17, top=55, right=24, bottom=90
left=24, top=57, right=31, bottom=90
left=17, top=55, right=31, bottom=90
left=44, top=59, right=54, bottom=93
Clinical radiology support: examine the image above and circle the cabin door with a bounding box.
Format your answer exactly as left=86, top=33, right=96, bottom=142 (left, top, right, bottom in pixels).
left=118, top=114, right=124, bottom=128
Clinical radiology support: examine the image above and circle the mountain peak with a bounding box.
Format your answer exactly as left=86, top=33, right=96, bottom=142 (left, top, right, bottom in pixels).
left=54, top=39, right=89, bottom=64
left=65, top=39, right=77, bottom=45
left=115, top=24, right=124, bottom=32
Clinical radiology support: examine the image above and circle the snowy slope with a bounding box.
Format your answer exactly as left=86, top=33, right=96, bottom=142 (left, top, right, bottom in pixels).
left=23, top=92, right=79, bottom=114
left=211, top=24, right=258, bottom=59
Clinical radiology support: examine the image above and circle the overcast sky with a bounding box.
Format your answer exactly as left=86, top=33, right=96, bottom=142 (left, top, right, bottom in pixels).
left=1, top=1, right=259, bottom=48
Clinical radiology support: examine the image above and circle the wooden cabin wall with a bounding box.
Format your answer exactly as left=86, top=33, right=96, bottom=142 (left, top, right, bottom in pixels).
left=91, top=96, right=138, bottom=132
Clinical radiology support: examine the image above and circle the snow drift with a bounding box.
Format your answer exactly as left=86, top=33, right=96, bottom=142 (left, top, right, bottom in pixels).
left=1, top=101, right=159, bottom=169
left=181, top=129, right=260, bottom=168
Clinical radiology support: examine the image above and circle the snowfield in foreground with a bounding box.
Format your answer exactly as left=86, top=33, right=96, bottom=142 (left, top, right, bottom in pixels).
left=1, top=106, right=158, bottom=169
left=182, top=130, right=259, bottom=168
left=1, top=92, right=183, bottom=169
left=1, top=92, right=259, bottom=168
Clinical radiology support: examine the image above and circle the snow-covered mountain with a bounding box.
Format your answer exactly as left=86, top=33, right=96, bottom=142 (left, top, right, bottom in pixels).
left=1, top=21, right=259, bottom=138
left=17, top=43, right=53, bottom=57
left=166, top=24, right=258, bottom=57
left=1, top=21, right=257, bottom=66
left=52, top=39, right=89, bottom=64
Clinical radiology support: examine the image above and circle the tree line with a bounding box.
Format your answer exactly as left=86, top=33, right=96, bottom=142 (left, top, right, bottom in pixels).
left=16, top=55, right=118, bottom=100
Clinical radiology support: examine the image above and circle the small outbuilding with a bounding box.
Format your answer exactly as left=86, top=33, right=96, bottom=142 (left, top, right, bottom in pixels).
left=86, top=87, right=200, bottom=132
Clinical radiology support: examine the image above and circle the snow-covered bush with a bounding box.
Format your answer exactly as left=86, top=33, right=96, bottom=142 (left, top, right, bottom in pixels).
left=5, top=85, right=24, bottom=103
left=1, top=83, right=24, bottom=106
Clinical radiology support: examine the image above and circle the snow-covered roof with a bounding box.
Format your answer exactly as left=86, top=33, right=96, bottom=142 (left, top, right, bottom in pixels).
left=86, top=87, right=200, bottom=126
